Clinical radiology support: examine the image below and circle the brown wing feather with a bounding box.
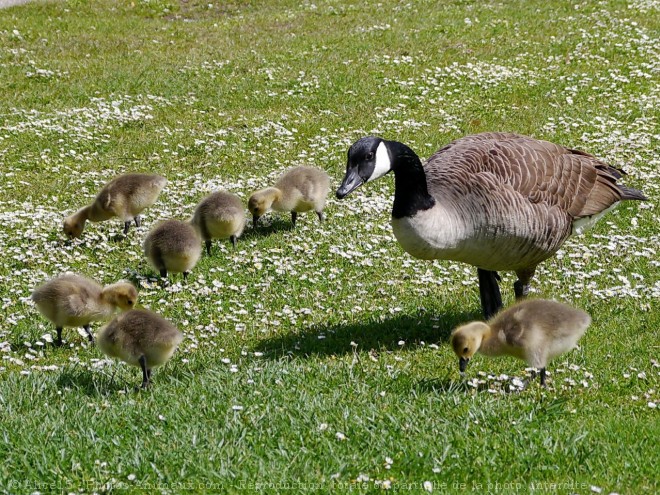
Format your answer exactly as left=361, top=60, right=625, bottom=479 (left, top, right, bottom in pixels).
left=424, top=133, right=642, bottom=220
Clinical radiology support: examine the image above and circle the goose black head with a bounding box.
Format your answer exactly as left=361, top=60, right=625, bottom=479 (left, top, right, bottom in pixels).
left=336, top=137, right=392, bottom=199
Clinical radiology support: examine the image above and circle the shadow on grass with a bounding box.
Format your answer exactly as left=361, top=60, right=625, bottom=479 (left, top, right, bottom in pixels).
left=254, top=308, right=479, bottom=359
left=56, top=366, right=133, bottom=396
left=242, top=217, right=295, bottom=240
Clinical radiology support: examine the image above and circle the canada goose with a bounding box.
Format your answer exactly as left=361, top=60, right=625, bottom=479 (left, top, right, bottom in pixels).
left=191, top=191, right=246, bottom=254
left=96, top=309, right=183, bottom=388
left=337, top=133, right=646, bottom=318
left=31, top=274, right=137, bottom=346
left=248, top=166, right=330, bottom=227
left=143, top=219, right=202, bottom=280
left=450, top=299, right=591, bottom=386
left=63, top=173, right=167, bottom=238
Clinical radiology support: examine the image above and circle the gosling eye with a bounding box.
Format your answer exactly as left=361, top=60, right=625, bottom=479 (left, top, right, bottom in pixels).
left=463, top=347, right=468, bottom=353
left=127, top=299, right=134, bottom=305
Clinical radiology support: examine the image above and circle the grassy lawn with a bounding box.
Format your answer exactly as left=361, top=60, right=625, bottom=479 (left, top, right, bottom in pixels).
left=0, top=0, right=658, bottom=493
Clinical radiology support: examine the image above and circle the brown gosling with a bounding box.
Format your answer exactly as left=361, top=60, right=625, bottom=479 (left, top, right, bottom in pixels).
left=63, top=173, right=167, bottom=238
left=450, top=299, right=591, bottom=386
left=31, top=274, right=137, bottom=346
left=248, top=166, right=330, bottom=227
left=190, top=191, right=246, bottom=255
left=97, top=309, right=183, bottom=388
left=143, top=219, right=202, bottom=280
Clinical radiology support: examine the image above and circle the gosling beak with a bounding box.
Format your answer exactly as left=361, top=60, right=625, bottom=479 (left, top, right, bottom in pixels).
left=459, top=357, right=469, bottom=373
left=252, top=215, right=259, bottom=228
left=336, top=168, right=364, bottom=199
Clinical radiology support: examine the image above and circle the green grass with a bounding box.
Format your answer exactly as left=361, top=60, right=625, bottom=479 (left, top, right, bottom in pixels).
left=0, top=0, right=658, bottom=493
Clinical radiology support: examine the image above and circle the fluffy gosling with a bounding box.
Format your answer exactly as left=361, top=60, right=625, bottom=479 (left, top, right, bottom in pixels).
left=63, top=173, right=167, bottom=238
left=450, top=299, right=591, bottom=386
left=248, top=166, right=330, bottom=227
left=31, top=274, right=137, bottom=346
left=191, top=191, right=246, bottom=254
left=97, top=309, right=183, bottom=388
left=143, top=219, right=202, bottom=280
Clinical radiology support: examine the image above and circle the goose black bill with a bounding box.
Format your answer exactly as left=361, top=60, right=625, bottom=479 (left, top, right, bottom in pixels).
left=336, top=169, right=364, bottom=199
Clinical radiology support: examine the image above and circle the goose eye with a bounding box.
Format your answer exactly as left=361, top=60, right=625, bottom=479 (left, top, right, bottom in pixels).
left=366, top=152, right=374, bottom=161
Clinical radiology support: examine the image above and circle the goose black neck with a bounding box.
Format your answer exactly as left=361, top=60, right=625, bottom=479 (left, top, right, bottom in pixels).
left=387, top=141, right=436, bottom=219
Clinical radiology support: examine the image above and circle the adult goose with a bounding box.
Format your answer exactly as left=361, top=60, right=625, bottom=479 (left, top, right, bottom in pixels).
left=336, top=133, right=646, bottom=318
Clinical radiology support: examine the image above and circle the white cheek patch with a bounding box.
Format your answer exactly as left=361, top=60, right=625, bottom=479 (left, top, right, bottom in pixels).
left=367, top=141, right=392, bottom=182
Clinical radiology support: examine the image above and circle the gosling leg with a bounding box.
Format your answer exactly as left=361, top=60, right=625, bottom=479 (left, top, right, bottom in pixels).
left=123, top=221, right=131, bottom=235
left=230, top=235, right=237, bottom=248
left=83, top=324, right=94, bottom=344
left=205, top=240, right=212, bottom=256
left=291, top=211, right=298, bottom=227
left=55, top=327, right=63, bottom=347
left=316, top=211, right=324, bottom=223
left=138, top=355, right=150, bottom=389
left=134, top=215, right=142, bottom=228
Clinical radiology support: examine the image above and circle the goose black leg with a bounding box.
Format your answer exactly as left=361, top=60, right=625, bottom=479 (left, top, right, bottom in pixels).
left=205, top=240, right=213, bottom=256
left=316, top=211, right=324, bottom=223
left=291, top=211, right=298, bottom=227
left=230, top=235, right=237, bottom=248
left=83, top=324, right=94, bottom=344
left=134, top=215, right=142, bottom=228
left=55, top=327, right=63, bottom=347
left=514, top=267, right=536, bottom=300
left=123, top=221, right=131, bottom=235
left=138, top=355, right=150, bottom=389
left=477, top=269, right=502, bottom=319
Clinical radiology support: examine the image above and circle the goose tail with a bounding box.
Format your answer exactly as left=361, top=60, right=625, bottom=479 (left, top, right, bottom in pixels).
left=618, top=185, right=648, bottom=202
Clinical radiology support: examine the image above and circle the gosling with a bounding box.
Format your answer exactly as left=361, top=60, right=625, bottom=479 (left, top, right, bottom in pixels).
left=143, top=219, right=202, bottom=280
left=191, top=191, right=246, bottom=254
left=63, top=173, right=167, bottom=238
left=96, top=309, right=183, bottom=388
left=31, top=274, right=137, bottom=346
left=248, top=166, right=330, bottom=227
left=450, top=299, right=591, bottom=386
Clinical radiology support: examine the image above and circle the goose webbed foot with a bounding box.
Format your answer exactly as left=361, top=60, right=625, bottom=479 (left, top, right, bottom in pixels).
left=477, top=269, right=502, bottom=319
